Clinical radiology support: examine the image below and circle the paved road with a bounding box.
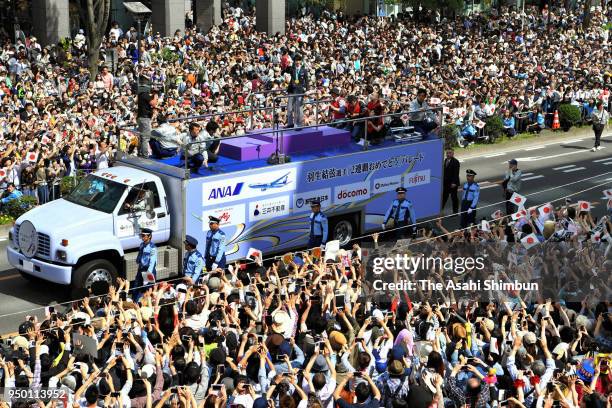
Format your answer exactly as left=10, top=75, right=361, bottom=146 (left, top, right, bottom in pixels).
left=0, top=132, right=610, bottom=336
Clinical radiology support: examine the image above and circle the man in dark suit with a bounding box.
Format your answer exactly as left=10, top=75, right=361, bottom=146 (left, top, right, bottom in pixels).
left=286, top=54, right=308, bottom=130
left=442, top=147, right=460, bottom=214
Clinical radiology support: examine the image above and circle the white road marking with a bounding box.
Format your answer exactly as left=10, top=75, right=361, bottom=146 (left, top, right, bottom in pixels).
left=484, top=152, right=506, bottom=158
left=523, top=175, right=545, bottom=181
left=563, top=167, right=586, bottom=173
left=480, top=184, right=498, bottom=190
left=522, top=172, right=534, bottom=176
left=553, top=165, right=575, bottom=170
left=524, top=146, right=546, bottom=151
left=594, top=157, right=612, bottom=163
left=479, top=181, right=491, bottom=185
left=602, top=161, right=612, bottom=165
left=562, top=139, right=584, bottom=143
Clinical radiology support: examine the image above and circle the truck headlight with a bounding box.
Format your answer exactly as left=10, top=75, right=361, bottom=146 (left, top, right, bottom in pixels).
left=56, top=250, right=67, bottom=262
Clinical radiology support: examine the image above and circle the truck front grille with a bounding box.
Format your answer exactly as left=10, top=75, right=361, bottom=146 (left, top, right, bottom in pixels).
left=14, top=224, right=51, bottom=258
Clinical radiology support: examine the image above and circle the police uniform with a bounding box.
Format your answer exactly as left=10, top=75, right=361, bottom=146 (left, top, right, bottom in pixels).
left=383, top=187, right=416, bottom=239
left=204, top=216, right=227, bottom=271
left=460, top=169, right=480, bottom=228
left=308, top=200, right=328, bottom=248
left=183, top=234, right=204, bottom=283
left=134, top=228, right=157, bottom=292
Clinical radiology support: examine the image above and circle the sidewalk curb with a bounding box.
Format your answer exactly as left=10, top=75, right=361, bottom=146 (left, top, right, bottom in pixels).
left=0, top=224, right=10, bottom=241
left=454, top=127, right=605, bottom=161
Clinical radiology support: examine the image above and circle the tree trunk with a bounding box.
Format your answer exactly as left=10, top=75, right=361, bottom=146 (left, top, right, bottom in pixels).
left=79, top=0, right=111, bottom=80
left=582, top=0, right=592, bottom=29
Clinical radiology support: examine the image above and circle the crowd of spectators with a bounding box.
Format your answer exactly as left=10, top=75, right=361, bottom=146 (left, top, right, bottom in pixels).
left=1, top=2, right=612, bottom=202
left=0, top=197, right=611, bottom=408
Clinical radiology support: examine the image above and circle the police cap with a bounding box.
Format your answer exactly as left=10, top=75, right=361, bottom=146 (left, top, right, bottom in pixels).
left=396, top=187, right=407, bottom=193
left=310, top=199, right=321, bottom=206
left=184, top=235, right=198, bottom=247
left=141, top=228, right=153, bottom=235
left=466, top=169, right=477, bottom=176
left=208, top=216, right=221, bottom=224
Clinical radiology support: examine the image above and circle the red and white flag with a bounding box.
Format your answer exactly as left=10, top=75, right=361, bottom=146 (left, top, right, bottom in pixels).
left=491, top=209, right=503, bottom=220
left=474, top=119, right=486, bottom=129
left=0, top=168, right=6, bottom=179
left=510, top=192, right=527, bottom=208
left=443, top=106, right=450, bottom=114
left=26, top=151, right=38, bottom=163
left=602, top=189, right=612, bottom=199
left=247, top=247, right=263, bottom=261
left=591, top=231, right=602, bottom=243
left=429, top=97, right=441, bottom=105
left=538, top=203, right=554, bottom=218
left=480, top=220, right=491, bottom=232
left=41, top=135, right=50, bottom=144
left=577, top=201, right=591, bottom=212
left=511, top=209, right=528, bottom=221
left=521, top=233, right=539, bottom=249
left=459, top=89, right=469, bottom=97
left=607, top=199, right=612, bottom=210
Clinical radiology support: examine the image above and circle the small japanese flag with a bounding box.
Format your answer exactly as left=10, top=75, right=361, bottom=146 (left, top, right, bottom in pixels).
left=577, top=201, right=591, bottom=212
left=26, top=151, right=38, bottom=163
left=429, top=97, right=441, bottom=105
left=538, top=203, right=554, bottom=218
left=527, top=206, right=538, bottom=216
left=480, top=220, right=491, bottom=232
left=591, top=231, right=602, bottom=243
left=247, top=247, right=263, bottom=261
left=459, top=89, right=469, bottom=97
left=41, top=135, right=50, bottom=144
left=142, top=272, right=156, bottom=285
left=401, top=114, right=409, bottom=122
left=0, top=168, right=6, bottom=179
left=490, top=209, right=503, bottom=220
left=607, top=199, right=612, bottom=210
left=511, top=209, right=528, bottom=221
left=602, top=189, right=612, bottom=199
left=521, top=233, right=539, bottom=249
left=474, top=119, right=486, bottom=129
left=510, top=192, right=527, bottom=208
left=443, top=106, right=450, bottom=114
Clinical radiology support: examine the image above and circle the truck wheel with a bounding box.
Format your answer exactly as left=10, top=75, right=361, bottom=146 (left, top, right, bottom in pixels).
left=330, top=216, right=357, bottom=246
left=72, top=260, right=117, bottom=298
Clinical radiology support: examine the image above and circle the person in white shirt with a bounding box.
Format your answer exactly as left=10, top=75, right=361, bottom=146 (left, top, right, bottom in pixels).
left=150, top=115, right=183, bottom=158
left=591, top=100, right=609, bottom=151
left=95, top=141, right=110, bottom=169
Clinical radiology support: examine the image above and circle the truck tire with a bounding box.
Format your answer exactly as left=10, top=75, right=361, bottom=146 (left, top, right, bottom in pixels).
left=330, top=214, right=358, bottom=246
left=71, top=259, right=118, bottom=298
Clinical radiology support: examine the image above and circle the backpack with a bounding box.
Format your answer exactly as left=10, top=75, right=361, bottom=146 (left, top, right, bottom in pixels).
left=381, top=377, right=405, bottom=408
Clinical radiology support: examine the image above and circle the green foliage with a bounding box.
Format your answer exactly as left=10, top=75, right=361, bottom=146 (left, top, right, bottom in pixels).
left=0, top=213, right=13, bottom=225
left=61, top=176, right=78, bottom=196
left=558, top=104, right=581, bottom=128
left=160, top=48, right=179, bottom=63
left=439, top=124, right=459, bottom=148
left=485, top=115, right=504, bottom=141
left=2, top=196, right=38, bottom=220
left=58, top=38, right=71, bottom=52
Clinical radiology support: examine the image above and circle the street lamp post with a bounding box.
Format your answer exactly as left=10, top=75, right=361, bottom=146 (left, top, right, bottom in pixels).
left=124, top=2, right=152, bottom=93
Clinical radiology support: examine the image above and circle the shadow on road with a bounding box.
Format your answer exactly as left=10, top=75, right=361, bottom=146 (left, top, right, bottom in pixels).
left=559, top=145, right=591, bottom=150
left=0, top=274, right=70, bottom=308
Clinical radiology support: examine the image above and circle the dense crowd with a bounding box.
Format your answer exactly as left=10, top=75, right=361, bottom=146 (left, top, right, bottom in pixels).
left=1, top=3, right=612, bottom=202
left=0, top=196, right=611, bottom=408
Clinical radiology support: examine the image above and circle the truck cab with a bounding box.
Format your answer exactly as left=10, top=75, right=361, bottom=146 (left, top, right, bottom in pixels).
left=7, top=167, right=173, bottom=296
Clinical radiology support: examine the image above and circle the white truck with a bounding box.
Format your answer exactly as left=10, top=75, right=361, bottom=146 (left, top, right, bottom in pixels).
left=7, top=134, right=443, bottom=297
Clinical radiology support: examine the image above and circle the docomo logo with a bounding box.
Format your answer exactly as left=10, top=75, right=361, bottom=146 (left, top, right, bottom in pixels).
left=334, top=182, right=371, bottom=205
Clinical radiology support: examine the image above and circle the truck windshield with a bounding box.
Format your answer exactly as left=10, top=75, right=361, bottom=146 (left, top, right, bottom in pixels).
left=64, top=175, right=127, bottom=213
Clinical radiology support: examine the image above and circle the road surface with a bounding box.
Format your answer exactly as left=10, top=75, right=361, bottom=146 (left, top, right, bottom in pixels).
left=0, top=131, right=610, bottom=336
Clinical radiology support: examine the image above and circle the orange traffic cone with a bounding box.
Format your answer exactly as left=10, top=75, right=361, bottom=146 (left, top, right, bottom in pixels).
left=552, top=110, right=560, bottom=130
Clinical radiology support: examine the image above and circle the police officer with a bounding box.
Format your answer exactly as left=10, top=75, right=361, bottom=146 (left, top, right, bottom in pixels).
left=460, top=169, right=480, bottom=228
left=382, top=187, right=416, bottom=239
left=204, top=216, right=227, bottom=271
left=183, top=234, right=204, bottom=285
left=308, top=199, right=328, bottom=248
left=134, top=228, right=157, bottom=298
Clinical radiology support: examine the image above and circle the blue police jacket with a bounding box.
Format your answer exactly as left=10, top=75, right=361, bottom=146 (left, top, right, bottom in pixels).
left=383, top=199, right=416, bottom=225
left=205, top=229, right=226, bottom=263
left=0, top=189, right=23, bottom=204
left=183, top=249, right=204, bottom=282
left=309, top=211, right=328, bottom=243
left=136, top=242, right=157, bottom=274
left=462, top=182, right=480, bottom=208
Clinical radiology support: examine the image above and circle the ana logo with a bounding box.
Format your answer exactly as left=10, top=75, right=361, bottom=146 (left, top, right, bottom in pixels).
left=208, top=183, right=244, bottom=200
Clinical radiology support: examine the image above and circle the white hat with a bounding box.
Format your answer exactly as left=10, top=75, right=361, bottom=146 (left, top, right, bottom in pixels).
left=372, top=309, right=384, bottom=322
left=271, top=310, right=291, bottom=335
left=71, top=312, right=91, bottom=325
left=140, top=364, right=156, bottom=379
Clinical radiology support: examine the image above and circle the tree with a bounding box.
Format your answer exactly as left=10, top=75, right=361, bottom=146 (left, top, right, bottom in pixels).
left=78, top=0, right=111, bottom=80
left=582, top=0, right=593, bottom=29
